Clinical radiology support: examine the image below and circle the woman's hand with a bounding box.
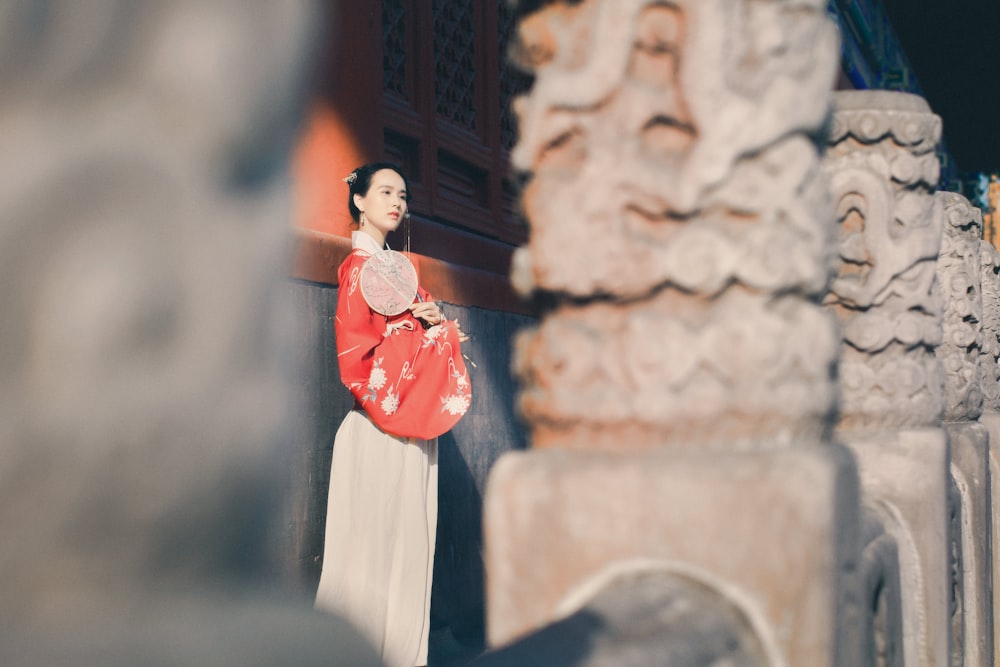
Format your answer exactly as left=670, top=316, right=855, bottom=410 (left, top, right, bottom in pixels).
left=452, top=319, right=470, bottom=343
left=410, top=302, right=470, bottom=343
left=409, top=300, right=443, bottom=326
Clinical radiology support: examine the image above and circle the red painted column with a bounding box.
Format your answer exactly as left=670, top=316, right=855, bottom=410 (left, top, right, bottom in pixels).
left=293, top=1, right=384, bottom=238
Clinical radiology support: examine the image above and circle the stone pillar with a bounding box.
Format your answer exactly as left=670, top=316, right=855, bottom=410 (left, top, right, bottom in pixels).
left=824, top=90, right=949, bottom=667
left=934, top=191, right=993, bottom=667
left=483, top=2, right=861, bottom=665
left=936, top=192, right=985, bottom=423
left=978, top=242, right=1000, bottom=415
left=0, top=2, right=380, bottom=665
left=978, top=240, right=1000, bottom=664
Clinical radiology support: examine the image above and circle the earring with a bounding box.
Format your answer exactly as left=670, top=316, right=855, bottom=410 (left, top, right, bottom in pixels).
left=360, top=211, right=366, bottom=227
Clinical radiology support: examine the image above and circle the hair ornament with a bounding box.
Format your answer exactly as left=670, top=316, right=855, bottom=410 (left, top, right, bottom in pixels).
left=343, top=170, right=358, bottom=186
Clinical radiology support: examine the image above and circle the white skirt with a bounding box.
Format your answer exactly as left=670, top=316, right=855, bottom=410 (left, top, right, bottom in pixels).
left=315, top=410, right=438, bottom=667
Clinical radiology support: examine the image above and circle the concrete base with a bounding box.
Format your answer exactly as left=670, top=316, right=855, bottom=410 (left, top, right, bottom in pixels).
left=841, top=429, right=950, bottom=667
left=482, top=444, right=862, bottom=667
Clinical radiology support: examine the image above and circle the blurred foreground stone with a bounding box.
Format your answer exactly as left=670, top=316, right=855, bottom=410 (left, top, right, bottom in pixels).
left=0, top=2, right=380, bottom=664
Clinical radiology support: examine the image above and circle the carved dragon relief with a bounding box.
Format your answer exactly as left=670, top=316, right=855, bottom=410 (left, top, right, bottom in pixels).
left=824, top=93, right=945, bottom=431
left=511, top=0, right=840, bottom=449
left=510, top=0, right=839, bottom=300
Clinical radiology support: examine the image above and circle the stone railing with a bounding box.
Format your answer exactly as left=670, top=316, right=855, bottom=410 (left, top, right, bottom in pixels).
left=480, top=3, right=998, bottom=667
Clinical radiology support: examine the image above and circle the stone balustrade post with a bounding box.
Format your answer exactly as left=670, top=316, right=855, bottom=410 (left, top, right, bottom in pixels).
left=824, top=89, right=951, bottom=667
left=480, top=2, right=862, bottom=665
left=977, top=239, right=1000, bottom=664
left=934, top=191, right=993, bottom=667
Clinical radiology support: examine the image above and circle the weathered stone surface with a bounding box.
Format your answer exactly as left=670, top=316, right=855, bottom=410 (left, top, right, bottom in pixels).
left=0, top=1, right=379, bottom=664
left=979, top=241, right=1000, bottom=412
left=857, top=505, right=905, bottom=667
left=979, top=411, right=1000, bottom=661
left=515, top=288, right=839, bottom=451
left=825, top=90, right=945, bottom=432
left=483, top=445, right=862, bottom=666
left=978, top=245, right=1000, bottom=663
left=841, top=429, right=951, bottom=667
left=510, top=0, right=838, bottom=300
left=486, top=2, right=857, bottom=665
left=945, top=422, right=994, bottom=667
left=985, top=415, right=1000, bottom=665
left=935, top=193, right=984, bottom=422
left=511, top=0, right=841, bottom=450
left=469, top=569, right=770, bottom=667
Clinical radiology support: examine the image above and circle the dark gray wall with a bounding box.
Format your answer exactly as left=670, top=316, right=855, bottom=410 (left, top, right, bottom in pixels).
left=282, top=278, right=533, bottom=648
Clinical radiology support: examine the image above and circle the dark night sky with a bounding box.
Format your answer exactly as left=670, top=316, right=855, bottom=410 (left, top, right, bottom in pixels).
left=880, top=0, right=1000, bottom=174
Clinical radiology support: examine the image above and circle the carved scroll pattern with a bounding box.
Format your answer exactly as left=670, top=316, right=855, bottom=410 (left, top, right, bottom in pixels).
left=511, top=0, right=840, bottom=450
left=824, top=95, right=946, bottom=431
left=934, top=192, right=984, bottom=422
left=979, top=241, right=1000, bottom=413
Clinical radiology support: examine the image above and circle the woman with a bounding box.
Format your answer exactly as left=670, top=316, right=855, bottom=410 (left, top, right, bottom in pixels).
left=315, top=162, right=471, bottom=667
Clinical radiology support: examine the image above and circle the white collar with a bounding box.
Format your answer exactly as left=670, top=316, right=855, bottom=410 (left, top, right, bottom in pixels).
left=351, top=230, right=385, bottom=255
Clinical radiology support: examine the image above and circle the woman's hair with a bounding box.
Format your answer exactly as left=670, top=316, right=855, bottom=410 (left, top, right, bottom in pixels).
left=344, top=162, right=409, bottom=225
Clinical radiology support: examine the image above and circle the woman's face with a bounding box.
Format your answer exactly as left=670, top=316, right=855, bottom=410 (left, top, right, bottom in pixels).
left=355, top=169, right=408, bottom=236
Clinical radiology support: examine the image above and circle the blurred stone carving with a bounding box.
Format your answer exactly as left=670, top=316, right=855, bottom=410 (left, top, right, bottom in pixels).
left=486, top=2, right=862, bottom=666
left=0, top=1, right=379, bottom=664
left=511, top=0, right=841, bottom=451
left=511, top=0, right=838, bottom=299
left=824, top=90, right=945, bottom=431
left=935, top=192, right=984, bottom=422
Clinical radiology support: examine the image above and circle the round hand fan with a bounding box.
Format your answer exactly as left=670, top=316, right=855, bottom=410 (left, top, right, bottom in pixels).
left=359, top=249, right=418, bottom=316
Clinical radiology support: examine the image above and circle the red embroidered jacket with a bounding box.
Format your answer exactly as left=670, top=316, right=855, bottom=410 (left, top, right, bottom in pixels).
left=335, top=239, right=471, bottom=439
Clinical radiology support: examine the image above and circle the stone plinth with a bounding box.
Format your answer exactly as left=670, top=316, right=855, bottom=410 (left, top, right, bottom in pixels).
left=976, top=413, right=1000, bottom=664
left=945, top=422, right=994, bottom=667
left=483, top=445, right=861, bottom=666
left=840, top=430, right=950, bottom=667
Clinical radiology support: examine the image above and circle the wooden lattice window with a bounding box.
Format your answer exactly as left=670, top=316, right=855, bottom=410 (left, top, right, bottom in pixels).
left=381, top=0, right=530, bottom=245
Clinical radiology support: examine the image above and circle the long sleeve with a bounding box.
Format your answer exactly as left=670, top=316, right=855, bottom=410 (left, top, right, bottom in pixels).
left=335, top=250, right=471, bottom=439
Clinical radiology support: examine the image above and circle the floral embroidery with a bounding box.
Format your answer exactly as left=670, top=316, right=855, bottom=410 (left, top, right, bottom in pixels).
left=381, top=390, right=400, bottom=415
left=336, top=245, right=471, bottom=437
left=368, top=363, right=387, bottom=390
left=442, top=393, right=471, bottom=416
